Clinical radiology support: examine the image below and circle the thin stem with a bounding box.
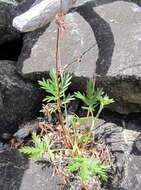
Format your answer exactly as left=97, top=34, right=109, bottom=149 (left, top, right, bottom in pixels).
left=56, top=27, right=68, bottom=145
left=93, top=104, right=103, bottom=127
left=55, top=3, right=73, bottom=148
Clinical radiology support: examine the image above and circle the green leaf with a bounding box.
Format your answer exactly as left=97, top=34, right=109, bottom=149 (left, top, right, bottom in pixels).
left=38, top=70, right=73, bottom=110
left=19, top=132, right=55, bottom=160
left=74, top=92, right=86, bottom=102
left=99, top=95, right=114, bottom=106
left=79, top=165, right=89, bottom=182
left=66, top=156, right=108, bottom=183
left=61, top=94, right=74, bottom=105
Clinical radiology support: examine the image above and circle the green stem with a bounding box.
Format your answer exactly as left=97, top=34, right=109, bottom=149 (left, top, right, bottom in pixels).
left=93, top=104, right=103, bottom=127
left=84, top=104, right=104, bottom=147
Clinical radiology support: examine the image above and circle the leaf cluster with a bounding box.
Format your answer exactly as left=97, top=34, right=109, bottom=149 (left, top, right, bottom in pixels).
left=75, top=80, right=114, bottom=112
left=19, top=132, right=54, bottom=160
left=19, top=70, right=114, bottom=187
left=38, top=70, right=74, bottom=108
left=65, top=156, right=108, bottom=182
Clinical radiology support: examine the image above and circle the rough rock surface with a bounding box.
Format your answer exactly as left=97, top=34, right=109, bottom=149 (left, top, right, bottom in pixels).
left=95, top=112, right=141, bottom=190
left=0, top=112, right=141, bottom=190
left=0, top=1, right=20, bottom=45
left=0, top=0, right=35, bottom=46
left=0, top=148, right=62, bottom=190
left=17, top=0, right=141, bottom=114
left=18, top=11, right=98, bottom=79
left=0, top=61, right=41, bottom=134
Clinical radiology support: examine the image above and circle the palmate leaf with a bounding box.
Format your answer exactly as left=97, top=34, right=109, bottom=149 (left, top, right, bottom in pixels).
left=79, top=165, right=89, bottom=182
left=74, top=80, right=97, bottom=107
left=38, top=71, right=58, bottom=97
left=74, top=79, right=113, bottom=113
left=60, top=73, right=72, bottom=95
left=65, top=156, right=108, bottom=182
left=38, top=70, right=73, bottom=106
left=74, top=91, right=86, bottom=103
left=43, top=96, right=58, bottom=102
left=19, top=146, right=44, bottom=160
left=61, top=94, right=74, bottom=105
left=19, top=147, right=42, bottom=154
left=19, top=132, right=55, bottom=160
left=98, top=95, right=114, bottom=106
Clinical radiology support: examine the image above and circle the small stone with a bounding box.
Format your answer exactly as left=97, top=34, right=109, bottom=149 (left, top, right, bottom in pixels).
left=2, top=133, right=12, bottom=140
left=132, top=135, right=141, bottom=155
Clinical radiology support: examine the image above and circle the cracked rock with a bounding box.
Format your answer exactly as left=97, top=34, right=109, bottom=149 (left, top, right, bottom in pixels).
left=18, top=11, right=98, bottom=81
left=18, top=0, right=141, bottom=114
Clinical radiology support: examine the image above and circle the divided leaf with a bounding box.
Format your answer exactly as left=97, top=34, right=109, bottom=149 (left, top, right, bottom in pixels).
left=66, top=156, right=108, bottom=182
left=38, top=70, right=74, bottom=109
left=19, top=132, right=54, bottom=160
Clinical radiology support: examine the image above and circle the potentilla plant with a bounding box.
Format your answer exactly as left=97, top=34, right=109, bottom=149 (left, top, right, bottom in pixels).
left=19, top=0, right=114, bottom=188
left=20, top=69, right=114, bottom=188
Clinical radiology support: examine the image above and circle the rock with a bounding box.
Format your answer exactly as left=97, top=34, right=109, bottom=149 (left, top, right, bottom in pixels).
left=17, top=0, right=141, bottom=114
left=0, top=0, right=36, bottom=46
left=0, top=1, right=20, bottom=45
left=0, top=148, right=62, bottom=190
left=16, top=0, right=36, bottom=12
left=13, top=0, right=77, bottom=32
left=0, top=60, right=42, bottom=134
left=92, top=0, right=141, bottom=114
left=94, top=113, right=141, bottom=190
left=13, top=120, right=39, bottom=142
left=18, top=11, right=98, bottom=79
left=1, top=112, right=141, bottom=190
left=132, top=134, right=141, bottom=155
left=67, top=99, right=81, bottom=114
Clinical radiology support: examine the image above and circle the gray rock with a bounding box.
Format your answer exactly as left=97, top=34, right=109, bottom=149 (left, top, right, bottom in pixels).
left=18, top=11, right=98, bottom=79
left=0, top=1, right=20, bottom=45
left=0, top=148, right=62, bottom=190
left=0, top=60, right=41, bottom=134
left=95, top=115, right=141, bottom=190
left=17, top=0, right=141, bottom=114
left=133, top=134, right=141, bottom=155
left=14, top=120, right=39, bottom=142
left=0, top=0, right=35, bottom=46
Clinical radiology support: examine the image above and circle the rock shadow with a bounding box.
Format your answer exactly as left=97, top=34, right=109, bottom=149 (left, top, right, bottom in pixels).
left=75, top=0, right=115, bottom=75
left=17, top=24, right=50, bottom=72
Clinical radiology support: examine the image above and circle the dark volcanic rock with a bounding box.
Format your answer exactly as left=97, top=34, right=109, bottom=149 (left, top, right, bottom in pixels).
left=95, top=115, right=141, bottom=190
left=0, top=148, right=62, bottom=190
left=18, top=12, right=97, bottom=79
left=133, top=134, right=141, bottom=155
left=0, top=61, right=41, bottom=134
left=0, top=0, right=35, bottom=46
left=0, top=1, right=20, bottom=45
left=1, top=114, right=141, bottom=190
left=17, top=0, right=141, bottom=114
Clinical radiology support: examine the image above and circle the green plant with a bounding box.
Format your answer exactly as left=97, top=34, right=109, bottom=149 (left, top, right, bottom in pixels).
left=38, top=70, right=74, bottom=145
left=18, top=0, right=114, bottom=186
left=75, top=80, right=103, bottom=115
left=75, top=80, right=114, bottom=141
left=19, top=70, right=114, bottom=187
left=65, top=156, right=108, bottom=182
left=38, top=70, right=74, bottom=109
left=19, top=132, right=69, bottom=160
left=19, top=132, right=55, bottom=160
